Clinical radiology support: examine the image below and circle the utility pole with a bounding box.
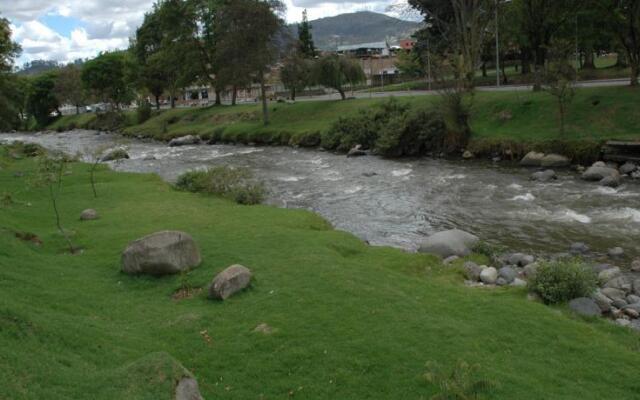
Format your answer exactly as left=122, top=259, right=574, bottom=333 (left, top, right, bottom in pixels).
left=496, top=0, right=500, bottom=87
left=427, top=37, right=432, bottom=91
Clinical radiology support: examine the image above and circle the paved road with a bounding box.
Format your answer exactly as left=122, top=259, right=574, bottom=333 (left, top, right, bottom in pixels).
left=294, top=78, right=634, bottom=102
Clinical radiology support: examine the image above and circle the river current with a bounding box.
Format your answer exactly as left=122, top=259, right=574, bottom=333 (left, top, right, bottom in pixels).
left=2, top=130, right=639, bottom=259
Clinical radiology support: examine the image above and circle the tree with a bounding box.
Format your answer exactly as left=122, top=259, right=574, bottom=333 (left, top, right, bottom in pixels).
left=27, top=72, right=59, bottom=127
left=280, top=52, right=312, bottom=100
left=545, top=39, right=576, bottom=136
left=313, top=54, right=366, bottom=100
left=133, top=6, right=167, bottom=110
left=409, top=0, right=497, bottom=91
left=0, top=16, right=20, bottom=73
left=596, top=0, right=640, bottom=86
left=54, top=64, right=87, bottom=114
left=395, top=49, right=425, bottom=78
left=297, top=9, right=316, bottom=58
left=81, top=52, right=135, bottom=110
left=0, top=15, right=25, bottom=130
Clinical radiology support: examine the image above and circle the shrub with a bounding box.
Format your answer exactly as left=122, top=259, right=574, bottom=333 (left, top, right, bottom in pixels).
left=88, top=112, right=126, bottom=131
left=527, top=260, right=597, bottom=304
left=375, top=107, right=447, bottom=157
left=175, top=166, right=266, bottom=205
left=137, top=101, right=152, bottom=124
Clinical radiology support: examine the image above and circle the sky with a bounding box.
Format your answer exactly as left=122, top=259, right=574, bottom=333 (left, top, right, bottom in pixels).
left=2, top=0, right=411, bottom=66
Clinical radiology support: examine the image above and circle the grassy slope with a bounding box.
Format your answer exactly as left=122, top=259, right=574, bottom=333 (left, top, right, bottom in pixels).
left=48, top=87, right=640, bottom=147
left=2, top=148, right=640, bottom=399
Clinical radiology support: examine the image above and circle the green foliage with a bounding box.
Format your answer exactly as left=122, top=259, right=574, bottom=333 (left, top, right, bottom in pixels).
left=528, top=260, right=598, bottom=304
left=0, top=16, right=20, bottom=73
left=81, top=52, right=135, bottom=109
left=54, top=64, right=87, bottom=113
left=175, top=166, right=266, bottom=205
left=280, top=52, right=313, bottom=100
left=297, top=9, right=316, bottom=58
left=424, top=360, right=496, bottom=400
left=136, top=101, right=152, bottom=124
left=27, top=72, right=59, bottom=128
left=395, top=49, right=425, bottom=78
left=313, top=54, right=366, bottom=99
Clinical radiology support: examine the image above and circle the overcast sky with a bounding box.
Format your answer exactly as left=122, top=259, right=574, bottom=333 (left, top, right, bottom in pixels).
left=2, top=0, right=411, bottom=66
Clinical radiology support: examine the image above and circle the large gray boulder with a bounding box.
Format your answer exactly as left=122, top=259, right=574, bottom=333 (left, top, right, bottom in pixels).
left=418, top=229, right=479, bottom=258
left=208, top=264, right=252, bottom=300
left=498, top=266, right=517, bottom=283
left=569, top=297, right=601, bottom=317
left=602, top=287, right=627, bottom=302
left=540, top=154, right=570, bottom=168
left=598, top=267, right=621, bottom=284
left=175, top=377, right=204, bottom=400
left=169, top=135, right=201, bottom=147
left=121, top=231, right=201, bottom=276
left=592, top=290, right=613, bottom=313
left=530, top=169, right=557, bottom=182
left=520, top=151, right=545, bottom=167
left=582, top=166, right=619, bottom=182
left=464, top=262, right=484, bottom=281
left=619, top=162, right=637, bottom=175
left=599, top=175, right=621, bottom=188
left=604, top=276, right=633, bottom=293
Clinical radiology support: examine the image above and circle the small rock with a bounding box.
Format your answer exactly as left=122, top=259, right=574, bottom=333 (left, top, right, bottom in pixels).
left=592, top=161, right=606, bottom=167
left=611, top=307, right=625, bottom=319
left=496, top=277, right=508, bottom=286
left=505, top=253, right=535, bottom=267
left=175, top=377, right=204, bottom=400
left=598, top=267, right=621, bottom=284
left=593, top=291, right=613, bottom=313
left=253, top=323, right=275, bottom=334
left=623, top=303, right=640, bottom=313
left=80, top=209, right=99, bottom=221
left=568, top=297, right=601, bottom=317
left=634, top=279, right=640, bottom=296
left=169, top=135, right=201, bottom=147
left=464, top=262, right=484, bottom=281
left=604, top=276, right=633, bottom=292
left=602, top=287, right=626, bottom=302
left=619, top=162, right=637, bottom=175
left=608, top=247, right=624, bottom=258
left=582, top=166, right=619, bottom=182
left=520, top=151, right=545, bottom=167
left=631, top=259, right=640, bottom=272
left=616, top=318, right=631, bottom=327
left=347, top=144, right=367, bottom=158
left=492, top=157, right=501, bottom=163
left=627, top=294, right=640, bottom=304
left=523, top=263, right=539, bottom=278
left=443, top=255, right=460, bottom=265
left=480, top=267, right=498, bottom=284
left=625, top=308, right=640, bottom=319
left=540, top=154, right=570, bottom=168
left=208, top=264, right=252, bottom=300
left=530, top=169, right=557, bottom=182
left=101, top=148, right=129, bottom=162
left=632, top=171, right=640, bottom=179
left=599, top=175, right=621, bottom=188
left=612, top=299, right=628, bottom=309
left=498, top=266, right=517, bottom=283
left=569, top=242, right=590, bottom=255
left=462, top=150, right=474, bottom=159
left=143, top=155, right=157, bottom=161
left=592, top=263, right=614, bottom=274
left=362, top=172, right=377, bottom=177
left=511, top=278, right=527, bottom=287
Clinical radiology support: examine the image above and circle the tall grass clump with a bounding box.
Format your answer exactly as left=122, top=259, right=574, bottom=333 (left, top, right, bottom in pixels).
left=175, top=166, right=266, bottom=205
left=527, top=260, right=597, bottom=304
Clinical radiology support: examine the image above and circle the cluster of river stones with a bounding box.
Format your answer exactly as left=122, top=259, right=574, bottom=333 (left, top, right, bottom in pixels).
left=417, top=229, right=640, bottom=331
left=521, top=151, right=640, bottom=186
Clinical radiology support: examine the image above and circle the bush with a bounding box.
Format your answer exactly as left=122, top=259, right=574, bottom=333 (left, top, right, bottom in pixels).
left=527, top=260, right=597, bottom=304
left=375, top=107, right=447, bottom=157
left=175, top=166, right=266, bottom=205
left=137, top=101, right=152, bottom=124
left=88, top=112, right=126, bottom=131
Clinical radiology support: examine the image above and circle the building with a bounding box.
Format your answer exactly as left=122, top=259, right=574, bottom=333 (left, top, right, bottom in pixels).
left=399, top=38, right=416, bottom=51
left=337, top=41, right=390, bottom=58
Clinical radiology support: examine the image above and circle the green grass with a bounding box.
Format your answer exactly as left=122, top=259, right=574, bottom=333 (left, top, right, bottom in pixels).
left=2, top=146, right=640, bottom=399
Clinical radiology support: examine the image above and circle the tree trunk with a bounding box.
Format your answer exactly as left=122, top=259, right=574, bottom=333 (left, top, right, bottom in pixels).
left=291, top=87, right=296, bottom=101
left=501, top=64, right=509, bottom=85
left=616, top=51, right=629, bottom=68
left=155, top=95, right=160, bottom=110
left=481, top=62, right=487, bottom=78
left=76, top=105, right=80, bottom=115
left=521, top=48, right=531, bottom=74
left=215, top=89, right=221, bottom=106
left=170, top=96, right=176, bottom=109
left=583, top=51, right=596, bottom=70
left=260, top=73, right=269, bottom=126
left=231, top=86, right=237, bottom=106
left=338, top=88, right=346, bottom=100
left=631, top=62, right=639, bottom=87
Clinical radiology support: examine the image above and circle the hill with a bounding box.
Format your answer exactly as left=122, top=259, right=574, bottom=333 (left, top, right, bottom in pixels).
left=290, top=11, right=420, bottom=50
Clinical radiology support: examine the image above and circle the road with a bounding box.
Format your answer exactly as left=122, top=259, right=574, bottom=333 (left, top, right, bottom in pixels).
left=293, top=78, right=633, bottom=102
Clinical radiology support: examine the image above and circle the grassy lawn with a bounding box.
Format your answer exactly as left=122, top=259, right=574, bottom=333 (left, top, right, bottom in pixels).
left=2, top=145, right=640, bottom=399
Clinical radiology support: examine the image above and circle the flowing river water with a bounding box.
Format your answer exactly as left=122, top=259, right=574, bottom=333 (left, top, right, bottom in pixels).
left=2, top=130, right=639, bottom=260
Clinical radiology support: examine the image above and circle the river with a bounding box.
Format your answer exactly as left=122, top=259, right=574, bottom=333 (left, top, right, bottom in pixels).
left=2, top=130, right=639, bottom=260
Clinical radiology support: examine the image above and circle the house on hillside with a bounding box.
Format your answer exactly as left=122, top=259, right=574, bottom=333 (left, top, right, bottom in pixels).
left=337, top=41, right=390, bottom=58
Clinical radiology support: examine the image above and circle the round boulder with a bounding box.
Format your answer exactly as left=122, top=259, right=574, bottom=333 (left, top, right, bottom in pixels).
left=569, top=297, right=601, bottom=317
left=582, top=166, right=619, bottom=182
left=80, top=208, right=99, bottom=221
left=101, top=148, right=130, bottom=162
left=417, top=229, right=479, bottom=258
left=599, top=175, right=621, bottom=188
left=598, top=267, right=621, bottom=284
left=208, top=264, right=252, bottom=300
left=169, top=135, right=201, bottom=147
left=480, top=267, right=498, bottom=285
left=464, top=261, right=484, bottom=281
left=619, top=162, right=637, bottom=175
left=540, top=154, right=570, bottom=168
left=520, top=151, right=545, bottom=167
left=530, top=169, right=557, bottom=182
left=121, top=231, right=201, bottom=276
left=608, top=247, right=624, bottom=258
left=498, top=266, right=517, bottom=283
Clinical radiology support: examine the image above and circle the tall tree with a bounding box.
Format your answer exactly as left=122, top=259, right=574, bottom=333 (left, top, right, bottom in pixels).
left=596, top=0, right=640, bottom=86
left=27, top=72, right=60, bottom=127
left=280, top=51, right=313, bottom=100
left=133, top=5, right=167, bottom=110
left=54, top=64, right=87, bottom=114
left=81, top=52, right=135, bottom=110
left=297, top=9, right=316, bottom=58
left=0, top=15, right=24, bottom=130
left=313, top=54, right=366, bottom=100
left=0, top=16, right=20, bottom=73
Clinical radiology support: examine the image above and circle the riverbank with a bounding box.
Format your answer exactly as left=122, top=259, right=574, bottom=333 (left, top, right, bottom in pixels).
left=47, top=86, right=640, bottom=163
left=2, top=143, right=640, bottom=399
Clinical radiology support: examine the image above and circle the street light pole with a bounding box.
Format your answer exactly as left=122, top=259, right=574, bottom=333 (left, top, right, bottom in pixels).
left=496, top=0, right=500, bottom=87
